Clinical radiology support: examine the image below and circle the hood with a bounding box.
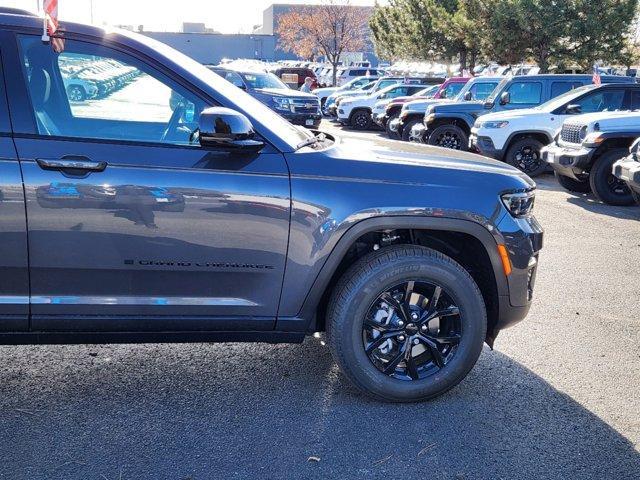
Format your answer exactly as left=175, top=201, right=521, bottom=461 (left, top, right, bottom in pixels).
left=305, top=131, right=534, bottom=193
left=431, top=100, right=484, bottom=114
left=255, top=87, right=316, bottom=99
left=564, top=111, right=640, bottom=128
left=402, top=98, right=451, bottom=113
left=479, top=108, right=543, bottom=121
left=314, top=87, right=338, bottom=97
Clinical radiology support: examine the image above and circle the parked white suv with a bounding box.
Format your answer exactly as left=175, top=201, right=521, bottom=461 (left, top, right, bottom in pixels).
left=337, top=83, right=431, bottom=129
left=313, top=75, right=379, bottom=109
left=470, top=83, right=639, bottom=176
left=336, top=67, right=382, bottom=86
left=542, top=111, right=640, bottom=205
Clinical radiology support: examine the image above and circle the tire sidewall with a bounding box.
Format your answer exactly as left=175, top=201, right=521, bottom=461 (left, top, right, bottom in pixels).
left=506, top=138, right=545, bottom=176
left=351, top=110, right=371, bottom=130
left=401, top=119, right=421, bottom=141
left=427, top=124, right=469, bottom=151
left=385, top=113, right=400, bottom=138
left=330, top=250, right=486, bottom=401
left=589, top=149, right=634, bottom=206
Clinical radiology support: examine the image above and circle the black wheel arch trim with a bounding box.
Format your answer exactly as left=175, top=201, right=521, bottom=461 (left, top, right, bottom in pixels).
left=277, top=216, right=508, bottom=332
left=505, top=131, right=553, bottom=150
left=430, top=113, right=475, bottom=131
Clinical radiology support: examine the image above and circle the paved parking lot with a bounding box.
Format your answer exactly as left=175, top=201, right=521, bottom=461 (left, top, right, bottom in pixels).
left=1, top=123, right=639, bottom=480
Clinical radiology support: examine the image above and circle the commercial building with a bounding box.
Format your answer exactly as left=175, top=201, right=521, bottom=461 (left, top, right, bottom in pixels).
left=142, top=2, right=378, bottom=66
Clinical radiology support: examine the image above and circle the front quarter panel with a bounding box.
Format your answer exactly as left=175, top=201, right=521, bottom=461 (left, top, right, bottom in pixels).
left=278, top=136, right=533, bottom=318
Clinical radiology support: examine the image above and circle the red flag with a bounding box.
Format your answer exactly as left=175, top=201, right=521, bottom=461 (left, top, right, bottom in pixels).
left=43, top=0, right=58, bottom=35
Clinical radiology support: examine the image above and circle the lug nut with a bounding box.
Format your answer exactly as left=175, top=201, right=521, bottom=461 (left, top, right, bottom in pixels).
left=411, top=313, right=419, bottom=320
left=397, top=320, right=404, bottom=327
left=398, top=335, right=405, bottom=342
left=413, top=338, right=420, bottom=345
left=421, top=325, right=428, bottom=332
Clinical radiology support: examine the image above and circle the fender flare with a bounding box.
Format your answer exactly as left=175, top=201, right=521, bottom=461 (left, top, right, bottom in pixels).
left=294, top=215, right=508, bottom=328
left=430, top=114, right=475, bottom=132
left=505, top=130, right=554, bottom=150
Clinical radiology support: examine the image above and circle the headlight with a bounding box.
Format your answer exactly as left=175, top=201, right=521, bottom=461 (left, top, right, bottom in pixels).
left=272, top=97, right=293, bottom=112
left=583, top=131, right=604, bottom=146
left=482, top=121, right=509, bottom=129
left=501, top=190, right=535, bottom=218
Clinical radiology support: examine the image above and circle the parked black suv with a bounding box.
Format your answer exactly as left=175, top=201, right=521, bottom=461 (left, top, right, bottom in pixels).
left=209, top=66, right=321, bottom=128
left=0, top=10, right=542, bottom=402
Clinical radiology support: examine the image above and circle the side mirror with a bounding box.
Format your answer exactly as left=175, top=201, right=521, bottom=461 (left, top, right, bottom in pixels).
left=439, top=90, right=447, bottom=99
left=198, top=107, right=264, bottom=153
left=463, top=91, right=473, bottom=101
left=565, top=104, right=582, bottom=114
left=499, top=91, right=510, bottom=105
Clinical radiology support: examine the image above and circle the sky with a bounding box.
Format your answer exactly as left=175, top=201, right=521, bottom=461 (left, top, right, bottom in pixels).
left=3, top=0, right=379, bottom=33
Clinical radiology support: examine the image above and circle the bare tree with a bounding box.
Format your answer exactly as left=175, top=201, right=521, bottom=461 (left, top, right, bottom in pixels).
left=277, top=0, right=369, bottom=85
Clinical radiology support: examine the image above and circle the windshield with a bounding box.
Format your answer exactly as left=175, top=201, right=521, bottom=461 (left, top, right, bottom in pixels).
left=486, top=77, right=510, bottom=103
left=536, top=85, right=593, bottom=111
left=242, top=72, right=288, bottom=90
left=415, top=85, right=440, bottom=97
left=118, top=29, right=312, bottom=148
left=457, top=79, right=500, bottom=101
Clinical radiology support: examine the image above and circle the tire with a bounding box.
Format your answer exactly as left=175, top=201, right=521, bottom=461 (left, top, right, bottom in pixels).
left=326, top=245, right=487, bottom=403
left=631, top=189, right=640, bottom=206
left=350, top=110, right=372, bottom=130
left=385, top=113, right=400, bottom=139
left=67, top=85, right=86, bottom=102
left=427, top=124, right=469, bottom=151
left=555, top=172, right=591, bottom=193
left=401, top=118, right=422, bottom=142
left=589, top=148, right=634, bottom=206
left=504, top=138, right=546, bottom=177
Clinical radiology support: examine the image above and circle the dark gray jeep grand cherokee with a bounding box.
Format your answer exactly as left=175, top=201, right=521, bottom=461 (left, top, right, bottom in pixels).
left=0, top=10, right=542, bottom=402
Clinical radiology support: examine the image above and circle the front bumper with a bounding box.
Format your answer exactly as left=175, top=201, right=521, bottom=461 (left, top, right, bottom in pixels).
left=493, top=213, right=544, bottom=335
left=541, top=142, right=595, bottom=180
left=613, top=156, right=640, bottom=195
left=469, top=134, right=503, bottom=160
left=284, top=112, right=322, bottom=128
left=373, top=112, right=387, bottom=127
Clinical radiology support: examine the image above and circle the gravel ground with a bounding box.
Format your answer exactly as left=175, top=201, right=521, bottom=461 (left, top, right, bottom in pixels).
left=1, top=123, right=639, bottom=479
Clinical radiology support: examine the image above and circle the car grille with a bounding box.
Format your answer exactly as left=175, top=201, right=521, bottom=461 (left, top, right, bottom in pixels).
left=561, top=123, right=583, bottom=144
left=291, top=98, right=320, bottom=115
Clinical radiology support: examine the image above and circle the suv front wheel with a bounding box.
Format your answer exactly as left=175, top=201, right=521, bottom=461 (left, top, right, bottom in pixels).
left=350, top=110, right=372, bottom=130
left=589, top=148, right=634, bottom=206
left=505, top=138, right=546, bottom=177
left=326, top=245, right=486, bottom=402
left=427, top=125, right=469, bottom=151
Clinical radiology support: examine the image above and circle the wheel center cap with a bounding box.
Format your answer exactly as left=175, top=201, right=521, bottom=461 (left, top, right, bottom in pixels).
left=405, top=323, right=418, bottom=334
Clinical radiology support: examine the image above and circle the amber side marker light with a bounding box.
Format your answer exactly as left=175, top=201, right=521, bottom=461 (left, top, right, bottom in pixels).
left=497, top=244, right=512, bottom=276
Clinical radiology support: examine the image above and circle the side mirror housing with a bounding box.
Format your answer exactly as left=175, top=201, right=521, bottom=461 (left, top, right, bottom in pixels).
left=463, top=91, right=472, bottom=101
left=198, top=107, right=264, bottom=153
left=439, top=90, right=447, bottom=99
left=565, top=104, right=582, bottom=114
left=499, top=91, right=510, bottom=105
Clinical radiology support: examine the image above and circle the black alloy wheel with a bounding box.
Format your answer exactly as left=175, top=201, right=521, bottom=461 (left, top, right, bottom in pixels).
left=505, top=138, right=546, bottom=177
left=427, top=125, right=469, bottom=151
left=363, top=281, right=461, bottom=381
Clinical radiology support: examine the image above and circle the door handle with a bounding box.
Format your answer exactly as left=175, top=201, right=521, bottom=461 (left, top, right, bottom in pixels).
left=36, top=156, right=107, bottom=172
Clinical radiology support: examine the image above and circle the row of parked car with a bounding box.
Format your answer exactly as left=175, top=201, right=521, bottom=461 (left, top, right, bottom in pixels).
left=59, top=54, right=141, bottom=101
left=318, top=73, right=640, bottom=206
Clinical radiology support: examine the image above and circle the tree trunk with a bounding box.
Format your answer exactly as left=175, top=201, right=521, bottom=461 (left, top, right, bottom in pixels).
left=331, top=59, right=339, bottom=86
left=470, top=50, right=477, bottom=72
left=459, top=49, right=468, bottom=72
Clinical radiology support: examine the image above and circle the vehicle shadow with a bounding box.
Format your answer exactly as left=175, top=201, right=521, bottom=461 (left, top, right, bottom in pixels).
left=535, top=174, right=640, bottom=221
left=0, top=340, right=638, bottom=480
